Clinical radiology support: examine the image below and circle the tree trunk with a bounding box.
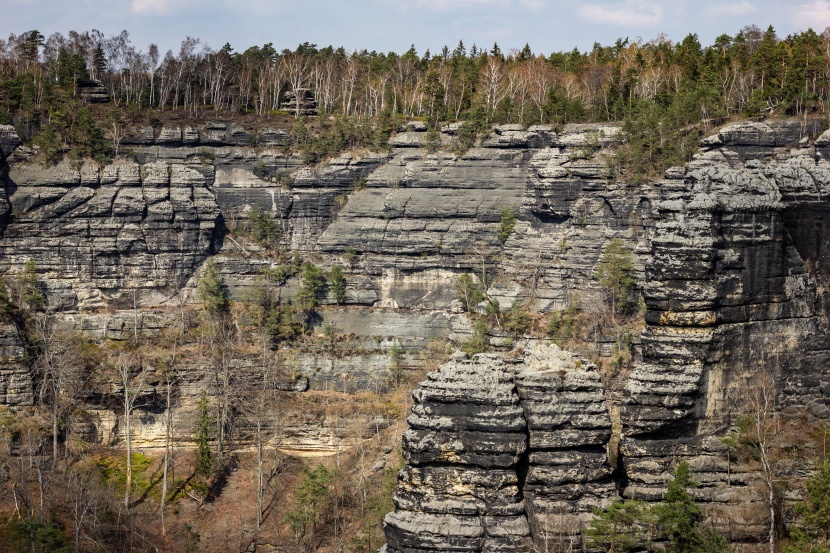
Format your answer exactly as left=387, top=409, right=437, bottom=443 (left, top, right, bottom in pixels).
left=161, top=378, right=172, bottom=535
left=52, top=388, right=59, bottom=464
left=256, top=418, right=263, bottom=534
left=124, top=391, right=132, bottom=510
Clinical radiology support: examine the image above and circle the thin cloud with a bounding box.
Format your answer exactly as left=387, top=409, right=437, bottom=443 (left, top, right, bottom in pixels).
left=518, top=0, right=544, bottom=11
left=224, top=0, right=292, bottom=15
left=704, top=0, right=756, bottom=18
left=381, top=0, right=545, bottom=11
left=132, top=0, right=203, bottom=15
left=132, top=0, right=170, bottom=14
left=792, top=1, right=830, bottom=30
left=578, top=1, right=663, bottom=26
left=408, top=0, right=502, bottom=8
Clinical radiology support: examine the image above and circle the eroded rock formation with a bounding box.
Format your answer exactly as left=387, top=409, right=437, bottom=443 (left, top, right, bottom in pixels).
left=0, top=117, right=829, bottom=547
left=384, top=345, right=612, bottom=552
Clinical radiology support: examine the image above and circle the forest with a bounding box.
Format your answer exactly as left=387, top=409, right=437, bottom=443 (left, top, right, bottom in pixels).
left=2, top=24, right=830, bottom=175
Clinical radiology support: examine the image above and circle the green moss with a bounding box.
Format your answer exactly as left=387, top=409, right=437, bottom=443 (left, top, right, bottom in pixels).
left=95, top=452, right=160, bottom=501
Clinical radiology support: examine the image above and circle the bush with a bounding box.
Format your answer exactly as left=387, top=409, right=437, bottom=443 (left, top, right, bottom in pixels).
left=4, top=518, right=72, bottom=553
left=198, top=258, right=228, bottom=315
left=285, top=464, right=338, bottom=540
left=455, top=274, right=484, bottom=312
left=595, top=238, right=635, bottom=321
left=297, top=262, right=327, bottom=310
left=547, top=294, right=581, bottom=346
left=328, top=265, right=346, bottom=305
left=789, top=460, right=830, bottom=550
left=585, top=462, right=728, bottom=553
left=462, top=318, right=489, bottom=355
left=585, top=500, right=651, bottom=553
left=503, top=302, right=533, bottom=338
left=247, top=205, right=280, bottom=248
left=424, top=124, right=441, bottom=153
left=497, top=206, right=517, bottom=243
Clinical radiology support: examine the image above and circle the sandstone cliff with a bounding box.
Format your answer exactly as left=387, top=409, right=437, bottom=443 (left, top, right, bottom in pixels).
left=1, top=117, right=828, bottom=548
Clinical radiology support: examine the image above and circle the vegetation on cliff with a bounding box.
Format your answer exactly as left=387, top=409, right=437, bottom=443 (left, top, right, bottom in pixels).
left=3, top=24, right=830, bottom=177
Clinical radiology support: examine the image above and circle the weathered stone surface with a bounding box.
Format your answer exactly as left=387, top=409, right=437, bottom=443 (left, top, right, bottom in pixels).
left=385, top=353, right=533, bottom=552
left=0, top=125, right=21, bottom=162
left=0, top=322, right=31, bottom=406
left=1, top=116, right=830, bottom=550
left=385, top=345, right=612, bottom=552
left=516, top=345, right=614, bottom=549
left=1, top=158, right=220, bottom=310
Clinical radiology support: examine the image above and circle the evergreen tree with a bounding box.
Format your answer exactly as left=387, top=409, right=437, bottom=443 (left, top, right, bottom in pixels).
left=791, top=459, right=830, bottom=547
left=655, top=462, right=702, bottom=552
left=585, top=500, right=651, bottom=553
left=328, top=265, right=346, bottom=305
left=595, top=238, right=635, bottom=322
left=497, top=206, right=517, bottom=243
left=198, top=258, right=228, bottom=315
left=462, top=317, right=489, bottom=355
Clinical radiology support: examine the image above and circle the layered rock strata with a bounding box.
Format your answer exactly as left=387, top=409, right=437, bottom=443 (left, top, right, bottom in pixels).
left=619, top=120, right=830, bottom=540
left=384, top=345, right=613, bottom=552
left=516, top=347, right=614, bottom=549
left=1, top=159, right=220, bottom=309
left=384, top=354, right=532, bottom=552
left=1, top=116, right=829, bottom=546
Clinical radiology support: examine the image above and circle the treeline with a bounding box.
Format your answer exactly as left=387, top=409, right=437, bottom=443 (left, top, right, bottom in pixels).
left=2, top=25, right=830, bottom=174
left=4, top=25, right=830, bottom=123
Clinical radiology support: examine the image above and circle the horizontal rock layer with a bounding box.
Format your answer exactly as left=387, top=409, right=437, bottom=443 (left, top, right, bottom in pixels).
left=384, top=345, right=612, bottom=552
left=0, top=118, right=829, bottom=548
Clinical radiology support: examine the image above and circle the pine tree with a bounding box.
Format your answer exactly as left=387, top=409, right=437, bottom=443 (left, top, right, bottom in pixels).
left=497, top=207, right=517, bottom=243
left=595, top=238, right=635, bottom=323
left=198, top=258, right=228, bottom=315
left=328, top=265, right=346, bottom=305
left=585, top=500, right=651, bottom=553
left=792, top=459, right=830, bottom=546
left=655, top=462, right=701, bottom=552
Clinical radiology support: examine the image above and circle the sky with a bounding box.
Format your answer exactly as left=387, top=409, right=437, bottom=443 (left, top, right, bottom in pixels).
left=4, top=0, right=830, bottom=57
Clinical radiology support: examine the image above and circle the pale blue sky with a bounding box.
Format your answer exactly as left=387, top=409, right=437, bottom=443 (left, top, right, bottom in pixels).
left=4, top=0, right=829, bottom=57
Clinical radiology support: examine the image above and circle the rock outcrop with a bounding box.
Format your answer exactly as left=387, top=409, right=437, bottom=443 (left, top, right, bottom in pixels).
left=385, top=354, right=532, bottom=552
left=384, top=345, right=613, bottom=552
left=1, top=159, right=220, bottom=309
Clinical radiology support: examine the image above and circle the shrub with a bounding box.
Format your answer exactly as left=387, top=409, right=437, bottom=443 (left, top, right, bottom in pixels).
left=547, top=294, right=581, bottom=346
left=328, top=265, right=346, bottom=305
left=497, top=207, right=517, bottom=243
left=595, top=238, right=635, bottom=322
left=503, top=302, right=533, bottom=338
left=455, top=274, right=484, bottom=312
left=462, top=318, right=489, bottom=355
left=248, top=205, right=280, bottom=248
left=198, top=258, right=228, bottom=314
left=285, top=464, right=338, bottom=540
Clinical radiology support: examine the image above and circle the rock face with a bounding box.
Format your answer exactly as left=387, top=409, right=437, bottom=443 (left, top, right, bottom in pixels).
left=516, top=347, right=614, bottom=548
left=1, top=159, right=220, bottom=310
left=384, top=345, right=612, bottom=552
left=1, top=117, right=829, bottom=547
left=385, top=354, right=533, bottom=552
left=383, top=119, right=830, bottom=548
left=0, top=322, right=31, bottom=406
